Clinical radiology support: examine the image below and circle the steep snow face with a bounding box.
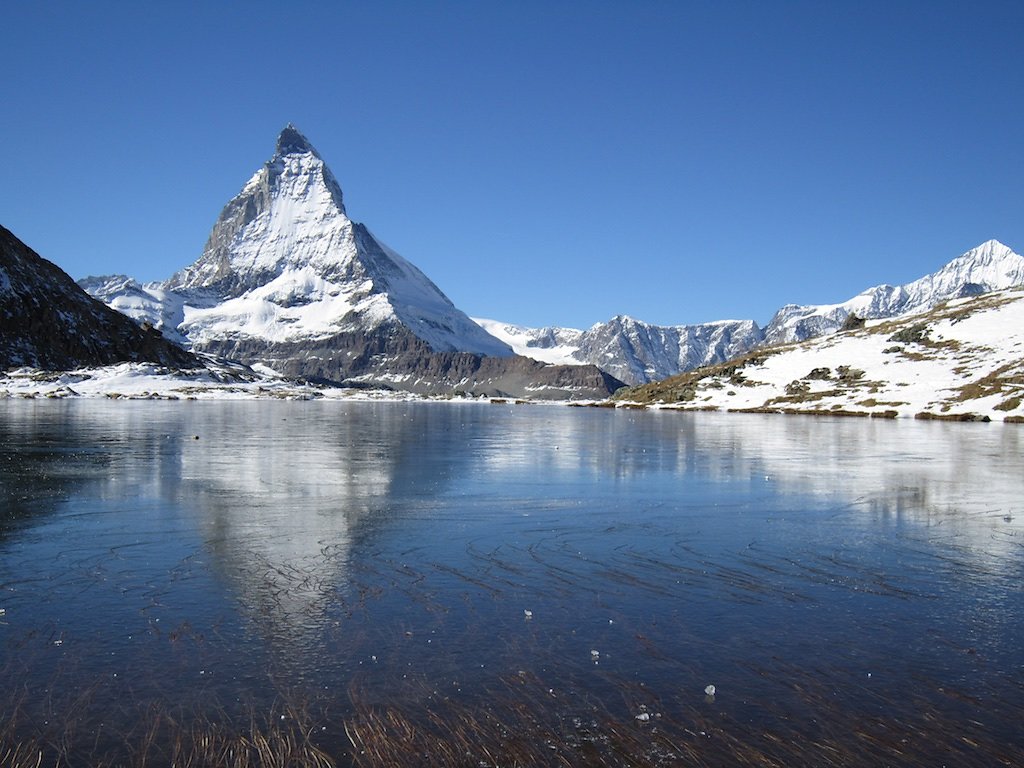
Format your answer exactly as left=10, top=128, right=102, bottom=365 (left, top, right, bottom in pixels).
left=115, top=125, right=511, bottom=357
left=765, top=240, right=1024, bottom=345
left=166, top=126, right=354, bottom=296
left=475, top=315, right=763, bottom=385
left=178, top=264, right=391, bottom=346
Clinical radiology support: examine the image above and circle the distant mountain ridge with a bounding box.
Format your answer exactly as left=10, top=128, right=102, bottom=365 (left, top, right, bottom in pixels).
left=764, top=239, right=1024, bottom=345
left=477, top=315, right=762, bottom=386
left=71, top=127, right=1020, bottom=394
left=79, top=126, right=621, bottom=400
left=478, top=239, right=1024, bottom=385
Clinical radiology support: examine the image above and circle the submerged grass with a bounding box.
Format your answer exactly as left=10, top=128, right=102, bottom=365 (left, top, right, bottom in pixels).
left=11, top=672, right=1011, bottom=768
left=0, top=690, right=335, bottom=768
left=4, top=592, right=1022, bottom=768
left=338, top=661, right=1024, bottom=768
left=3, top=481, right=1023, bottom=767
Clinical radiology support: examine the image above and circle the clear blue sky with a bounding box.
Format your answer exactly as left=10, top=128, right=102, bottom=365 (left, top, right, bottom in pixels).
left=2, top=1, right=1021, bottom=329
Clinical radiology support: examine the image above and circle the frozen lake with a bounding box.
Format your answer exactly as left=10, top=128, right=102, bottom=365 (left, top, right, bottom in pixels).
left=1, top=400, right=1022, bottom=766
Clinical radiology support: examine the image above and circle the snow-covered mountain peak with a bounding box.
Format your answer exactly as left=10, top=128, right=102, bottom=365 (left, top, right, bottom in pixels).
left=965, top=238, right=1010, bottom=257
left=881, top=240, right=1023, bottom=301
left=112, top=127, right=512, bottom=359
left=937, top=239, right=1017, bottom=276
left=601, top=314, right=635, bottom=329
left=265, top=124, right=345, bottom=212
left=166, top=126, right=355, bottom=298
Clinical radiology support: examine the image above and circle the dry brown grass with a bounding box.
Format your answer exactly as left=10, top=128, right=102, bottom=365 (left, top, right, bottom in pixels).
left=947, top=360, right=1024, bottom=406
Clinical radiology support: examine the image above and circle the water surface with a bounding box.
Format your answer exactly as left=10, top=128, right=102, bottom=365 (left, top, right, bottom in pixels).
left=1, top=401, right=1021, bottom=766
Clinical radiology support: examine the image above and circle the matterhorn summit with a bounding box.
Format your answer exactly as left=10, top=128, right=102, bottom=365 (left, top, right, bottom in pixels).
left=81, top=126, right=621, bottom=399
left=166, top=124, right=351, bottom=296
left=164, top=124, right=511, bottom=357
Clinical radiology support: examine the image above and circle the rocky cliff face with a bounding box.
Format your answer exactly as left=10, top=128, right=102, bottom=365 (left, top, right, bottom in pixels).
left=572, top=316, right=762, bottom=385
left=195, top=320, right=622, bottom=399
left=0, top=225, right=197, bottom=371
left=476, top=315, right=763, bottom=386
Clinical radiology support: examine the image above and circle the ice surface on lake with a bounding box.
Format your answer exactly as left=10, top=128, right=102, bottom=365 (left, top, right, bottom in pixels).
left=0, top=401, right=1021, bottom=765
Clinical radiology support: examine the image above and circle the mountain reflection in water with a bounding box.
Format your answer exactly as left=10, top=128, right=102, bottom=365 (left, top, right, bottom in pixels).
left=0, top=400, right=1021, bottom=766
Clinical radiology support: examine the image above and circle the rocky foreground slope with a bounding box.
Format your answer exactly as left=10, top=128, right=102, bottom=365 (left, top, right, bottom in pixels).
left=614, top=287, right=1024, bottom=422
left=0, top=225, right=197, bottom=372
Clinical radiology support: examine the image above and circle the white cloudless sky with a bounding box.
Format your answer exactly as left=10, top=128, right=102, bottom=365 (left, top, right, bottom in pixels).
left=2, top=1, right=1021, bottom=329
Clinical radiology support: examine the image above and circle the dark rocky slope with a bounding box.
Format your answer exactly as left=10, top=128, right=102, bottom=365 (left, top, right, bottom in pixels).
left=0, top=225, right=198, bottom=371
left=201, top=323, right=624, bottom=399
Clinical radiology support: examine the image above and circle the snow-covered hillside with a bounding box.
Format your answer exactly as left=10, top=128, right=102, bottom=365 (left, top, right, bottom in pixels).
left=473, top=319, right=583, bottom=366
left=616, top=286, right=1024, bottom=422
left=78, top=275, right=191, bottom=345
